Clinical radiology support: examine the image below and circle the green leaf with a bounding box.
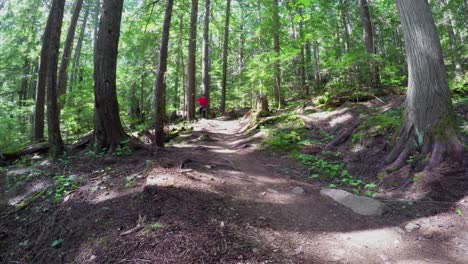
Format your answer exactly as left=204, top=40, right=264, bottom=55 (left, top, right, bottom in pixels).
left=51, top=239, right=62, bottom=248
left=456, top=209, right=463, bottom=216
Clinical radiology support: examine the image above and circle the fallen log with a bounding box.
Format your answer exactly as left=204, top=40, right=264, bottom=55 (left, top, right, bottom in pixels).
left=0, top=143, right=49, bottom=164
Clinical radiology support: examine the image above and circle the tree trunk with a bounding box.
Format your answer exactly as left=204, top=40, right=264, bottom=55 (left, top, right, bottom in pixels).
left=220, top=0, right=231, bottom=114
left=19, top=58, right=30, bottom=107
left=298, top=8, right=307, bottom=96
left=272, top=0, right=282, bottom=109
left=46, top=0, right=66, bottom=158
left=387, top=0, right=463, bottom=170
left=70, top=3, right=90, bottom=99
left=129, top=82, right=138, bottom=121
left=440, top=0, right=461, bottom=77
left=339, top=0, right=350, bottom=53
left=186, top=0, right=198, bottom=121
left=34, top=6, right=53, bottom=142
left=201, top=0, right=211, bottom=115
left=93, top=0, right=126, bottom=152
left=93, top=0, right=100, bottom=55
left=154, top=0, right=174, bottom=147
left=313, top=41, right=321, bottom=89
left=139, top=73, right=146, bottom=123
left=57, top=0, right=83, bottom=106
left=358, top=0, right=380, bottom=88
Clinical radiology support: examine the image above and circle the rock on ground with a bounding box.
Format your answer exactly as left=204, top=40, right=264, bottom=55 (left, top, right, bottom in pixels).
left=320, top=188, right=387, bottom=216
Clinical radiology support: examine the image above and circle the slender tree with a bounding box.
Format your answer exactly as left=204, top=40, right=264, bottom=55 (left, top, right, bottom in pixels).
left=93, top=0, right=126, bottom=152
left=201, top=0, right=211, bottom=115
left=46, top=0, right=66, bottom=158
left=70, top=4, right=90, bottom=94
left=186, top=0, right=198, bottom=121
left=387, top=0, right=463, bottom=169
left=272, top=0, right=282, bottom=109
left=154, top=0, right=174, bottom=147
left=220, top=0, right=231, bottom=114
left=57, top=0, right=83, bottom=104
left=33, top=5, right=54, bottom=142
left=358, top=0, right=380, bottom=88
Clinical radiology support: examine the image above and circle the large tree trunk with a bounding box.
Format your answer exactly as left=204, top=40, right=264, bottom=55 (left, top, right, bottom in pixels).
left=34, top=6, right=54, bottom=142
left=46, top=0, right=66, bottom=158
left=57, top=0, right=83, bottom=106
left=387, top=0, right=463, bottom=170
left=220, top=0, right=231, bottom=114
left=272, top=0, right=282, bottom=109
left=93, top=0, right=126, bottom=152
left=358, top=0, right=380, bottom=89
left=154, top=0, right=174, bottom=147
left=201, top=0, right=211, bottom=115
left=186, top=0, right=198, bottom=121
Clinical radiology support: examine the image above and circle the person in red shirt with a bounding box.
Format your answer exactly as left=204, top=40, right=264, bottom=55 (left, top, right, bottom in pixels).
left=196, top=95, right=208, bottom=118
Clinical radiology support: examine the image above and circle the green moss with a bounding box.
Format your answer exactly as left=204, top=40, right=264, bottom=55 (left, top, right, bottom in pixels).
left=413, top=172, right=425, bottom=184
left=361, top=114, right=401, bottom=132
left=352, top=132, right=363, bottom=143
left=433, top=111, right=458, bottom=139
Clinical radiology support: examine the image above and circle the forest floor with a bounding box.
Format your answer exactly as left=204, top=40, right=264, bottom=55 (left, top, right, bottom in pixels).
left=1, top=96, right=468, bottom=263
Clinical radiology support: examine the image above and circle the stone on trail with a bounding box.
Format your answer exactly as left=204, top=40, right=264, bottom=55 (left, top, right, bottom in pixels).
left=404, top=222, right=421, bottom=233
left=146, top=174, right=175, bottom=187
left=320, top=188, right=387, bottom=216
left=291, top=186, right=306, bottom=195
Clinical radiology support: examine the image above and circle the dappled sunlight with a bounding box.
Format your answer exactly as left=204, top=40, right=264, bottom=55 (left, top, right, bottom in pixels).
left=7, top=180, right=51, bottom=206
left=329, top=112, right=355, bottom=128
left=310, top=107, right=350, bottom=121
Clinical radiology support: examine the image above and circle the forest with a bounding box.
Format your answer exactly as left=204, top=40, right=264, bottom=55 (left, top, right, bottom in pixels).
left=0, top=0, right=467, bottom=263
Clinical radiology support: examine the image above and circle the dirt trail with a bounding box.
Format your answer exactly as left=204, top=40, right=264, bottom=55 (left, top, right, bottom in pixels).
left=1, top=117, right=467, bottom=264
left=165, top=118, right=468, bottom=264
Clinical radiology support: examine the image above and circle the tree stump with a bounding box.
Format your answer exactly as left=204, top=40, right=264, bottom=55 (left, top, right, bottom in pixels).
left=256, top=96, right=269, bottom=113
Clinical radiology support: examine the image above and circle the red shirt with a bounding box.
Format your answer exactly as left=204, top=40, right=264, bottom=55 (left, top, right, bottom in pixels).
left=197, top=96, right=208, bottom=107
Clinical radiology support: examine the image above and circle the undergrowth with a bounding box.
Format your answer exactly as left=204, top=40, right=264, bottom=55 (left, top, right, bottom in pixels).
left=260, top=107, right=378, bottom=196
left=352, top=107, right=403, bottom=144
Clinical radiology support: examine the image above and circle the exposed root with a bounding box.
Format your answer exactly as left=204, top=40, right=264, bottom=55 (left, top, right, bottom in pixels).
left=328, top=122, right=360, bottom=147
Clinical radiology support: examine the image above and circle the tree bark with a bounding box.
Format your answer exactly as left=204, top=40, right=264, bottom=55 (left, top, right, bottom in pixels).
left=440, top=0, right=462, bottom=77
left=387, top=0, right=463, bottom=170
left=201, top=0, right=211, bottom=115
left=272, top=0, right=282, bottom=109
left=93, top=0, right=126, bottom=152
left=313, top=41, right=321, bottom=89
left=46, top=0, right=66, bottom=158
left=154, top=0, right=174, bottom=147
left=70, top=3, right=90, bottom=99
left=220, top=0, right=231, bottom=114
left=57, top=0, right=83, bottom=106
left=19, top=58, right=30, bottom=107
left=186, top=0, right=198, bottom=121
left=358, top=0, right=380, bottom=88
left=34, top=5, right=54, bottom=142
left=298, top=8, right=307, bottom=96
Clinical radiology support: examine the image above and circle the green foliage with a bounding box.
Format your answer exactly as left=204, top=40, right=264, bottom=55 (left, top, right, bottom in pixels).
left=352, top=108, right=402, bottom=144
left=51, top=239, right=63, bottom=248
left=148, top=223, right=164, bottom=230
left=265, top=130, right=302, bottom=151
left=456, top=209, right=463, bottom=216
left=360, top=110, right=402, bottom=132
left=114, top=139, right=131, bottom=157
left=125, top=175, right=136, bottom=188
left=49, top=175, right=80, bottom=203
left=295, top=152, right=378, bottom=196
